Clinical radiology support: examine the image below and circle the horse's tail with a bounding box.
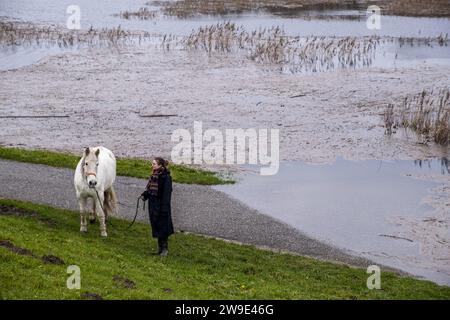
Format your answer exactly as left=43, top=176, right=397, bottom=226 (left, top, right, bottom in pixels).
left=103, top=186, right=118, bottom=219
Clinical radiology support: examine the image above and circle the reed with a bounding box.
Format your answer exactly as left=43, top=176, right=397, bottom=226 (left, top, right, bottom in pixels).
left=182, top=22, right=449, bottom=72
left=384, top=88, right=450, bottom=145
left=182, top=22, right=380, bottom=71
left=151, top=0, right=450, bottom=18
left=2, top=20, right=447, bottom=74
left=116, top=7, right=158, bottom=20
left=153, top=0, right=364, bottom=18
left=0, top=21, right=153, bottom=49
left=381, top=0, right=450, bottom=17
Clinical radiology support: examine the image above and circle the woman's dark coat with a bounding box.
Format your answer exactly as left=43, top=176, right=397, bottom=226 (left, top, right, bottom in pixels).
left=142, top=169, right=174, bottom=239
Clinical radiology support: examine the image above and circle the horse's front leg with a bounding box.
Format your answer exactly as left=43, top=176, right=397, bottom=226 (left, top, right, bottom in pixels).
left=89, top=200, right=96, bottom=224
left=78, top=196, right=88, bottom=233
left=95, top=191, right=107, bottom=237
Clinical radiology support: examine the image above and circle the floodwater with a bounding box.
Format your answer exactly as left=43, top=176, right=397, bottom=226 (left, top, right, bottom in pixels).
left=1, top=0, right=450, bottom=70
left=214, top=158, right=450, bottom=285
left=1, top=0, right=450, bottom=37
left=0, top=45, right=79, bottom=71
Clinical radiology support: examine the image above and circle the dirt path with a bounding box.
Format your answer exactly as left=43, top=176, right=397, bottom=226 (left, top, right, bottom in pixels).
left=0, top=158, right=384, bottom=270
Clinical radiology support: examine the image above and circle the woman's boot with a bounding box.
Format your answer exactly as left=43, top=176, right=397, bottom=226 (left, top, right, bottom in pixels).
left=160, top=238, right=168, bottom=256
left=157, top=237, right=164, bottom=255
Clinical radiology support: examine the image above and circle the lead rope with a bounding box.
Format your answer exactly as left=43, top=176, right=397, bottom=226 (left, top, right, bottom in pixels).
left=94, top=188, right=145, bottom=231
left=127, top=196, right=145, bottom=229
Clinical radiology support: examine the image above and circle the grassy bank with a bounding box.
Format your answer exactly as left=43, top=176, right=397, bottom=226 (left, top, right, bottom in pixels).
left=0, top=146, right=233, bottom=185
left=0, top=199, right=449, bottom=299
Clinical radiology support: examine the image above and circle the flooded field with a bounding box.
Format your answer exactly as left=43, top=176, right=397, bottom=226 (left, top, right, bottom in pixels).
left=215, top=158, right=450, bottom=285
left=1, top=0, right=449, bottom=286
left=1, top=1, right=450, bottom=70
left=1, top=1, right=449, bottom=37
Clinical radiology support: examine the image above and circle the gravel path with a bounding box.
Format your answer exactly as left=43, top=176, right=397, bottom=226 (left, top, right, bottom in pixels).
left=0, top=159, right=382, bottom=270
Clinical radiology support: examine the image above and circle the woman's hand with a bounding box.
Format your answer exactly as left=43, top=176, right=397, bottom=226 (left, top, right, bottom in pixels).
left=140, top=191, right=148, bottom=201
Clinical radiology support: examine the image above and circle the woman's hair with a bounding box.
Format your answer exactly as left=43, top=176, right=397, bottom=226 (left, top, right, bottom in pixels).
left=154, top=157, right=169, bottom=168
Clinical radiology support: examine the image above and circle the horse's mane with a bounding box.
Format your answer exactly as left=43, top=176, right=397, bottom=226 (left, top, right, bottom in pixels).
left=80, top=154, right=85, bottom=176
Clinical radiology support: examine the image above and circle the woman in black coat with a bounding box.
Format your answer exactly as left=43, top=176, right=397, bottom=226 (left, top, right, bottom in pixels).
left=141, top=157, right=174, bottom=256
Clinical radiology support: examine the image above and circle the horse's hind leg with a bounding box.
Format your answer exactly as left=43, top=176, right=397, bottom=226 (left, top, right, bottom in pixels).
left=78, top=196, right=88, bottom=233
left=95, top=191, right=108, bottom=237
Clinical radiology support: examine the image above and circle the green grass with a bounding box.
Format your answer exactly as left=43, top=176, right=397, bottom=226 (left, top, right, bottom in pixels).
left=0, top=199, right=449, bottom=300
left=0, top=146, right=233, bottom=185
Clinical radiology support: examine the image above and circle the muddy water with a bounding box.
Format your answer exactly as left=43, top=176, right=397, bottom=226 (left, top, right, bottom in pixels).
left=214, top=158, right=450, bottom=285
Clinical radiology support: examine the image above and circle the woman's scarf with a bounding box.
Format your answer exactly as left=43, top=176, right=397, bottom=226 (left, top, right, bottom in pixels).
left=146, top=167, right=165, bottom=196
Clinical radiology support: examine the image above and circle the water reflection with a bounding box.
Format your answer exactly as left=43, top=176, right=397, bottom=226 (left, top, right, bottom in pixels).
left=414, top=157, right=450, bottom=174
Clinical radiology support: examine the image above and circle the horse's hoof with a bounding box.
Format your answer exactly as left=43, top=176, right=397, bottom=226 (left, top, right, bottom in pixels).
left=80, top=227, right=87, bottom=233
left=100, top=232, right=108, bottom=237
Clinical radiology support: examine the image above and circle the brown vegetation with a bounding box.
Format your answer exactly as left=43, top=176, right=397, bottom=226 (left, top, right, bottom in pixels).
left=384, top=88, right=450, bottom=145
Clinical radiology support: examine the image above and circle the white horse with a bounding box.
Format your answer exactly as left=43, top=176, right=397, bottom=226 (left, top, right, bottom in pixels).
left=74, top=146, right=118, bottom=237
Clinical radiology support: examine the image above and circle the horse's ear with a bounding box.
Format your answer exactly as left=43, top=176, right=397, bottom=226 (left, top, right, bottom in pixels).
left=95, top=148, right=100, bottom=157
left=84, top=147, right=90, bottom=156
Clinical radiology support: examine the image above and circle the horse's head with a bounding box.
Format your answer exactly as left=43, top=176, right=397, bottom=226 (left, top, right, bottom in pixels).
left=82, top=147, right=100, bottom=188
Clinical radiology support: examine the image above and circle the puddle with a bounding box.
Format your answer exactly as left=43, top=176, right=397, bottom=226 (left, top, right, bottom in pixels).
left=0, top=45, right=78, bottom=71
left=214, top=157, right=450, bottom=285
